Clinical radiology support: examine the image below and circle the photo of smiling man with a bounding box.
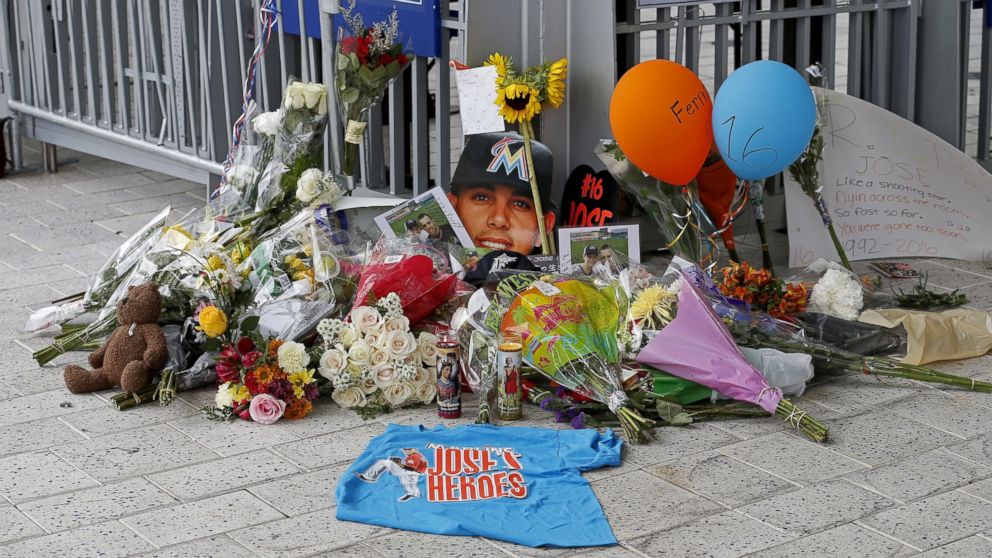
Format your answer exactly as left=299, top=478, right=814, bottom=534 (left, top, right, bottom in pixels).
left=446, top=132, right=556, bottom=256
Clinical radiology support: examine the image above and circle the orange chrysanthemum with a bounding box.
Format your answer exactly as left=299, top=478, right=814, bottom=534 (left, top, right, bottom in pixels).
left=283, top=397, right=313, bottom=420
left=254, top=364, right=277, bottom=385
left=267, top=339, right=284, bottom=358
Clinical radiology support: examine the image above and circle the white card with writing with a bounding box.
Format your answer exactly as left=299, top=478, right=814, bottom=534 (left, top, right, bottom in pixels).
left=786, top=87, right=992, bottom=267
left=455, top=65, right=505, bottom=136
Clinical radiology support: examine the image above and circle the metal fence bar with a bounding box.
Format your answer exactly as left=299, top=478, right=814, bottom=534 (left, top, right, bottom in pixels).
left=411, top=57, right=429, bottom=195
left=979, top=1, right=992, bottom=160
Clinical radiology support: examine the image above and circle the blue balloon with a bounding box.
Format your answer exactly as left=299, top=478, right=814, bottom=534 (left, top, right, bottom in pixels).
left=711, top=60, right=816, bottom=181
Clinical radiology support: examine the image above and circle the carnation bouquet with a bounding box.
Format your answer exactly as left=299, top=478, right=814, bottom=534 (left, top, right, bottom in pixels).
left=717, top=261, right=808, bottom=319
left=317, top=293, right=438, bottom=418
left=335, top=0, right=412, bottom=177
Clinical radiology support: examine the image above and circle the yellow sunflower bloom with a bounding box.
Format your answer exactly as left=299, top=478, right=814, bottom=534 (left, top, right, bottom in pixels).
left=545, top=58, right=568, bottom=108
left=484, top=52, right=511, bottom=86
left=497, top=82, right=541, bottom=124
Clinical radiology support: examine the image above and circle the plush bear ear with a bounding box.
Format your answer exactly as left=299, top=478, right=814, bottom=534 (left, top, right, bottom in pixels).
left=128, top=285, right=135, bottom=291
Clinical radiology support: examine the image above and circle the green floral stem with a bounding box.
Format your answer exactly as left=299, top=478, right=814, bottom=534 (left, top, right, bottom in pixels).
left=775, top=398, right=828, bottom=442
left=521, top=120, right=552, bottom=255
left=826, top=221, right=853, bottom=271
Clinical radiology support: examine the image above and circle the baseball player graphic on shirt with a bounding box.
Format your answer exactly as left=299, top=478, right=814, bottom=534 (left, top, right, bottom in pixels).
left=355, top=448, right=429, bottom=502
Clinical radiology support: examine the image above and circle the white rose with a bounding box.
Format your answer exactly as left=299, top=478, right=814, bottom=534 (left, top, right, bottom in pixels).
left=365, top=327, right=385, bottom=349
left=383, top=330, right=417, bottom=359
left=332, top=386, right=366, bottom=408
left=373, top=363, right=399, bottom=389
left=421, top=350, right=437, bottom=367
left=416, top=382, right=437, bottom=404
left=348, top=339, right=372, bottom=366
left=284, top=83, right=306, bottom=110
left=418, top=332, right=438, bottom=362
left=350, top=306, right=383, bottom=333
left=228, top=165, right=257, bottom=186
left=277, top=341, right=308, bottom=373
left=382, top=315, right=410, bottom=333
left=383, top=382, right=415, bottom=407
left=318, top=348, right=347, bottom=379
left=252, top=110, right=281, bottom=136
left=359, top=378, right=378, bottom=394
left=296, top=168, right=323, bottom=203
left=370, top=348, right=390, bottom=367
left=302, top=82, right=327, bottom=110
left=412, top=366, right=431, bottom=386
left=337, top=323, right=359, bottom=349
left=215, top=382, right=234, bottom=408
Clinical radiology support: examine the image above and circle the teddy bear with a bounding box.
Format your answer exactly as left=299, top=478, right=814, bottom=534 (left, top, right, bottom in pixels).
left=64, top=283, right=168, bottom=394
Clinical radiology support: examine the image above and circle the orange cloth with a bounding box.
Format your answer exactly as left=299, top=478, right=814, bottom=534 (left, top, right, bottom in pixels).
left=695, top=154, right=738, bottom=251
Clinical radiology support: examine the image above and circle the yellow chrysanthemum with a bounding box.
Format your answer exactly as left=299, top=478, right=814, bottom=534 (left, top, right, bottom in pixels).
left=229, top=383, right=251, bottom=404
left=496, top=82, right=541, bottom=124
left=229, top=242, right=252, bottom=265
left=288, top=370, right=314, bottom=398
left=206, top=255, right=225, bottom=272
left=630, top=286, right=676, bottom=330
left=484, top=52, right=511, bottom=86
left=544, top=58, right=568, bottom=108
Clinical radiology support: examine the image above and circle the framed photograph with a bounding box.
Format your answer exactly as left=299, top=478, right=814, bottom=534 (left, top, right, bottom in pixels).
left=373, top=186, right=475, bottom=249
left=558, top=225, right=640, bottom=277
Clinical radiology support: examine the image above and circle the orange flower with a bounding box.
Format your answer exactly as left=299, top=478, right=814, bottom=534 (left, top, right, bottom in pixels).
left=283, top=397, right=313, bottom=420
left=267, top=339, right=284, bottom=358
left=254, top=364, right=276, bottom=385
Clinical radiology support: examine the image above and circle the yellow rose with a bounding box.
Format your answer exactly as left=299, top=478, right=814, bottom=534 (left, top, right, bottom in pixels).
left=198, top=305, right=228, bottom=338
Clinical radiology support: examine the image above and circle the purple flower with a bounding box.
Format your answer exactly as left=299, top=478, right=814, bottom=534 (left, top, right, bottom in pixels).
left=570, top=412, right=586, bottom=430
left=554, top=386, right=568, bottom=398
left=304, top=382, right=320, bottom=401
left=267, top=379, right=294, bottom=400
left=539, top=398, right=553, bottom=411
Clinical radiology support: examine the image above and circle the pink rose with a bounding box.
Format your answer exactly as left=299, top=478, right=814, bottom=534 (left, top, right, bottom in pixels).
left=248, top=394, right=286, bottom=424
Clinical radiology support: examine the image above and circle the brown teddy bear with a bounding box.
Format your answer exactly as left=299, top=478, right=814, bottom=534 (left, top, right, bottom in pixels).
left=64, top=283, right=168, bottom=394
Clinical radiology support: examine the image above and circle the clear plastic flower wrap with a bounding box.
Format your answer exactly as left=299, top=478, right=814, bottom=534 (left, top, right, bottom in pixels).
left=243, top=209, right=321, bottom=306
left=209, top=101, right=277, bottom=219
left=492, top=272, right=655, bottom=442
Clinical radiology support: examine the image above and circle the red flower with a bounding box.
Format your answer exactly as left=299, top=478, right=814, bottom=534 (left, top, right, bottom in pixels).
left=398, top=54, right=409, bottom=66
left=237, top=337, right=255, bottom=355
left=238, top=409, right=251, bottom=421
left=216, top=360, right=240, bottom=384
left=341, top=35, right=370, bottom=65
left=377, top=53, right=394, bottom=67
left=219, top=345, right=240, bottom=364
left=241, top=350, right=262, bottom=370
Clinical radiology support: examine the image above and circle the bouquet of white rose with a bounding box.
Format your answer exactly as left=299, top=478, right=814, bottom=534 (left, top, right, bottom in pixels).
left=318, top=293, right=438, bottom=418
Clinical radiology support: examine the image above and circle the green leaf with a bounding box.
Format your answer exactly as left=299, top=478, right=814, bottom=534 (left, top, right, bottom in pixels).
left=655, top=399, right=693, bottom=426
left=349, top=52, right=360, bottom=68
left=200, top=338, right=220, bottom=352
left=336, top=53, right=350, bottom=71
left=239, top=315, right=260, bottom=335
left=340, top=87, right=360, bottom=104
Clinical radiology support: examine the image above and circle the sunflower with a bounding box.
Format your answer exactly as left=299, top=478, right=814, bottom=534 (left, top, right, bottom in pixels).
left=485, top=52, right=511, bottom=86
left=630, top=285, right=676, bottom=330
left=497, top=82, right=541, bottom=124
left=544, top=58, right=568, bottom=108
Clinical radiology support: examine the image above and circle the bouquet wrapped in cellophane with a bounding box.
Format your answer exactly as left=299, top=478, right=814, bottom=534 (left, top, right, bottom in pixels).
left=494, top=273, right=655, bottom=442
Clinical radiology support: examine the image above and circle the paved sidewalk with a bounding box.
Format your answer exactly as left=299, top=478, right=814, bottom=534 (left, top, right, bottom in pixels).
left=3, top=144, right=992, bottom=557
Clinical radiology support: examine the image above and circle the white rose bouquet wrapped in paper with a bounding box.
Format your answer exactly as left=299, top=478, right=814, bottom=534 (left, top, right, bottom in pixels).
left=317, top=292, right=436, bottom=418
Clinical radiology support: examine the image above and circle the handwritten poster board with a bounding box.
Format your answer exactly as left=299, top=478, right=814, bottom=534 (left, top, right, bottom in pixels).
left=786, top=88, right=992, bottom=267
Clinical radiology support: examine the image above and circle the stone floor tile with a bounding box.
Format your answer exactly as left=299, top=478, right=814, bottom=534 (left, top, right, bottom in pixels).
left=273, top=423, right=386, bottom=470
left=572, top=546, right=647, bottom=558
left=0, top=519, right=155, bottom=558
left=62, top=172, right=155, bottom=195
left=133, top=535, right=255, bottom=558
left=125, top=179, right=204, bottom=199
left=309, top=543, right=389, bottom=557
left=718, top=431, right=868, bottom=486
left=738, top=480, right=895, bottom=536
left=913, top=262, right=992, bottom=289
left=591, top=470, right=723, bottom=541
left=801, top=376, right=928, bottom=416
left=18, top=477, right=177, bottom=532
left=0, top=506, right=45, bottom=544
left=0, top=450, right=98, bottom=503
left=168, top=415, right=302, bottom=457
left=625, top=510, right=795, bottom=558
left=0, top=388, right=103, bottom=426
left=110, top=194, right=202, bottom=217
left=622, top=423, right=743, bottom=468
left=748, top=522, right=915, bottom=558
left=0, top=367, right=68, bottom=395
left=704, top=414, right=791, bottom=441
left=815, top=409, right=960, bottom=466
left=74, top=159, right=146, bottom=178
left=121, top=490, right=284, bottom=548
left=957, top=475, right=992, bottom=503
left=0, top=380, right=21, bottom=400
left=0, top=263, right=84, bottom=293
left=274, top=401, right=371, bottom=438
left=928, top=355, right=992, bottom=380
left=846, top=448, right=991, bottom=503
left=0, top=417, right=87, bottom=458
left=247, top=463, right=349, bottom=516
left=486, top=539, right=571, bottom=558
left=228, top=509, right=390, bottom=558
left=52, top=423, right=218, bottom=482
left=147, top=449, right=302, bottom=502
left=0, top=283, right=62, bottom=310
left=365, top=530, right=506, bottom=558
left=648, top=450, right=799, bottom=507
left=59, top=401, right=199, bottom=438
left=918, top=535, right=992, bottom=557
left=947, top=432, right=992, bottom=466
left=860, top=490, right=992, bottom=550
left=887, top=391, right=992, bottom=439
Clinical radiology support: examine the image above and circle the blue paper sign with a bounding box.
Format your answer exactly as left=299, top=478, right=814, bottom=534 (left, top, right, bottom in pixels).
left=280, top=0, right=442, bottom=58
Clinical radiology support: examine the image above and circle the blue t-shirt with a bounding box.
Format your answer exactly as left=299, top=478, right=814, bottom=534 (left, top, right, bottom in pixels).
left=335, top=423, right=622, bottom=548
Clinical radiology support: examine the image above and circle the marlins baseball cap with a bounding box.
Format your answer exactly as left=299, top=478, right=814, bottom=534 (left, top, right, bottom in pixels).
left=583, top=245, right=599, bottom=257
left=449, top=132, right=554, bottom=209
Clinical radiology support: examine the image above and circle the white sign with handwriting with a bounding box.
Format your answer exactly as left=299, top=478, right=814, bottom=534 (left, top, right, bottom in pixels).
left=786, top=88, right=992, bottom=267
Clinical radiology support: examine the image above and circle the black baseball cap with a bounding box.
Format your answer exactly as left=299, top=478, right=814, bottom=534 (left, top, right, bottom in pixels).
left=404, top=219, right=418, bottom=231
left=583, top=245, right=599, bottom=256
left=450, top=132, right=555, bottom=209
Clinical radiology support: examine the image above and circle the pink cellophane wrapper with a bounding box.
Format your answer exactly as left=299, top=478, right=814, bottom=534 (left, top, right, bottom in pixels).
left=635, top=273, right=783, bottom=413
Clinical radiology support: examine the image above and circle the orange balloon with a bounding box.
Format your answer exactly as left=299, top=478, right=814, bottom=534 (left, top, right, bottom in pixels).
left=610, top=60, right=713, bottom=185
